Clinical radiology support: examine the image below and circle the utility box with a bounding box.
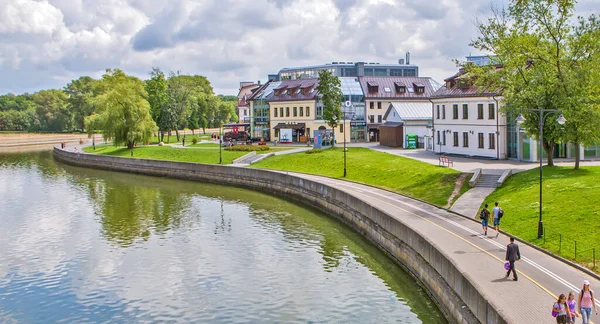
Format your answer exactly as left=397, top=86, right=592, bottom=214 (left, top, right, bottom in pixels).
left=406, top=134, right=417, bottom=149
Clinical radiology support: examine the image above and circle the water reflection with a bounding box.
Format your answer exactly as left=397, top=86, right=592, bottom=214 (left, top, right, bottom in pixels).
left=0, top=151, right=447, bottom=323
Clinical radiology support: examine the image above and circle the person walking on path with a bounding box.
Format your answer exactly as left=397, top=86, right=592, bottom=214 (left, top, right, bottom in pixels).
left=579, top=280, right=598, bottom=324
left=479, top=204, right=491, bottom=236
left=492, top=202, right=503, bottom=238
left=567, top=291, right=579, bottom=323
left=505, top=237, right=520, bottom=281
left=554, top=294, right=573, bottom=324
left=182, top=137, right=186, bottom=147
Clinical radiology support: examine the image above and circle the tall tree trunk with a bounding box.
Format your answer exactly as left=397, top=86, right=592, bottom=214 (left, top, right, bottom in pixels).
left=175, top=129, right=180, bottom=141
left=574, top=143, right=581, bottom=170
left=127, top=140, right=134, bottom=149
left=192, top=129, right=195, bottom=135
left=543, top=141, right=555, bottom=167
left=167, top=130, right=171, bottom=143
left=202, top=127, right=206, bottom=134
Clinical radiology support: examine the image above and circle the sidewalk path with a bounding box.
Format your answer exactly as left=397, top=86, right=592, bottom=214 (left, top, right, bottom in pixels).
left=450, top=187, right=496, bottom=218
left=350, top=143, right=600, bottom=173
left=276, top=170, right=600, bottom=323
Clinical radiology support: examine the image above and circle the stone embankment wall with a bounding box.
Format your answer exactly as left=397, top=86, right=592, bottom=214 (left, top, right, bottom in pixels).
left=54, top=147, right=507, bottom=324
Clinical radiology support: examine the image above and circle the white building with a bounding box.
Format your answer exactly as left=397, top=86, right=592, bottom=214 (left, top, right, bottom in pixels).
left=381, top=102, right=432, bottom=148
left=430, top=72, right=507, bottom=159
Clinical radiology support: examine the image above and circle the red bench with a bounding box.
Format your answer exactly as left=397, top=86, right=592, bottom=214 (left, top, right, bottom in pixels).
left=439, top=155, right=454, bottom=167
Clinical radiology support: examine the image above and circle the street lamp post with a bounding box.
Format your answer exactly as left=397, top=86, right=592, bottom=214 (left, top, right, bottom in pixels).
left=219, top=122, right=223, bottom=165
left=516, top=109, right=566, bottom=238
left=343, top=112, right=355, bottom=178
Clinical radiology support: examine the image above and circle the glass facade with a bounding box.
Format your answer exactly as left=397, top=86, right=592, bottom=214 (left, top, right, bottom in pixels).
left=278, top=63, right=418, bottom=80
left=252, top=100, right=271, bottom=140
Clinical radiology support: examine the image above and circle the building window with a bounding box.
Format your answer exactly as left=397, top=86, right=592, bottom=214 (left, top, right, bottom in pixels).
left=478, top=104, right=484, bottom=119
left=378, top=115, right=382, bottom=123
left=489, top=133, right=496, bottom=149
left=370, top=102, right=374, bottom=109
left=340, top=124, right=344, bottom=133
left=279, top=107, right=283, bottom=117
left=307, top=128, right=311, bottom=137
left=317, top=106, right=323, bottom=118
left=442, top=132, right=446, bottom=145
left=274, top=108, right=278, bottom=117
left=286, top=107, right=290, bottom=117
left=300, top=107, right=304, bottom=117
left=293, top=107, right=297, bottom=117
left=377, top=101, right=382, bottom=109
left=436, top=105, right=440, bottom=119
left=453, top=104, right=458, bottom=119
left=478, top=133, right=484, bottom=148
left=453, top=132, right=459, bottom=147
left=489, top=103, right=495, bottom=119
left=437, top=130, right=441, bottom=144
left=369, top=115, right=375, bottom=123
left=462, top=104, right=468, bottom=119
left=442, top=105, right=446, bottom=119
left=307, top=107, right=310, bottom=117
left=463, top=132, right=469, bottom=147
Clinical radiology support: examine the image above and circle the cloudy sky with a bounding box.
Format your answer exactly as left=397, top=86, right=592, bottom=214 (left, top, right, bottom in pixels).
left=0, top=0, right=598, bottom=95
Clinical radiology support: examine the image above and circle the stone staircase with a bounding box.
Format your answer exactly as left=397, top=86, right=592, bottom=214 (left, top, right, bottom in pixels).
left=474, top=173, right=502, bottom=188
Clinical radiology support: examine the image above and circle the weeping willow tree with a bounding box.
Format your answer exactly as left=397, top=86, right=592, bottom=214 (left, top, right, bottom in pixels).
left=86, top=69, right=157, bottom=149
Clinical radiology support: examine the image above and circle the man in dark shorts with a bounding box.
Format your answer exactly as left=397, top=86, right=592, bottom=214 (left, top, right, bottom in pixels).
left=480, top=204, right=491, bottom=236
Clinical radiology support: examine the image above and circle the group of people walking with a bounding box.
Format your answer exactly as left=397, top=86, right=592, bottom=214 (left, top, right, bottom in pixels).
left=553, top=281, right=598, bottom=323
left=478, top=203, right=597, bottom=322
left=479, top=202, right=503, bottom=237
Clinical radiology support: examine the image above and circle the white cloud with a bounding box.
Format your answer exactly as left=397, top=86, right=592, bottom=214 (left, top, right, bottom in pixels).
left=0, top=0, right=597, bottom=95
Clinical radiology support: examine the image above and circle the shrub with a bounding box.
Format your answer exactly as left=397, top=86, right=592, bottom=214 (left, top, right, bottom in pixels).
left=191, top=137, right=199, bottom=145
left=224, top=145, right=270, bottom=152
left=306, top=149, right=323, bottom=154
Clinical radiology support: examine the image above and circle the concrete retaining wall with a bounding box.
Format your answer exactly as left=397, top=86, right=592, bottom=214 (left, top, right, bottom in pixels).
left=53, top=147, right=507, bottom=324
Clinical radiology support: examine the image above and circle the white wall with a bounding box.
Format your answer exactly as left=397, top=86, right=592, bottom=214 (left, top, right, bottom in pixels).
left=431, top=97, right=507, bottom=159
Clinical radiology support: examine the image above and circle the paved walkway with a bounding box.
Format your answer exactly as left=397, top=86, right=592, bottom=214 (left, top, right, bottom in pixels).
left=278, top=170, right=600, bottom=323
left=451, top=187, right=496, bottom=218
left=349, top=143, right=600, bottom=173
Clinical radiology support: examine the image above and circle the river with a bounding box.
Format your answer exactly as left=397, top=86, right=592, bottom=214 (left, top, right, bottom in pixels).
left=0, top=151, right=447, bottom=323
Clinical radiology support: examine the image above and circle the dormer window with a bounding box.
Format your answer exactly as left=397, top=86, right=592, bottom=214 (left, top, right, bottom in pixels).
left=367, top=81, right=379, bottom=93
left=394, top=82, right=406, bottom=94
left=413, top=82, right=425, bottom=94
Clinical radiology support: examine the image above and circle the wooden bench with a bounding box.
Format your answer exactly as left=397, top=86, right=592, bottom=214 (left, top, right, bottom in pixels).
left=439, top=155, right=454, bottom=167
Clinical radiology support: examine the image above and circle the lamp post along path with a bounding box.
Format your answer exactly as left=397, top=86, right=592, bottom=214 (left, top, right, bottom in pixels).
left=516, top=109, right=566, bottom=238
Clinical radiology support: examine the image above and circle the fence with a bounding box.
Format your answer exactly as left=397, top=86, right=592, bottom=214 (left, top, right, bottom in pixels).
left=541, top=228, right=598, bottom=271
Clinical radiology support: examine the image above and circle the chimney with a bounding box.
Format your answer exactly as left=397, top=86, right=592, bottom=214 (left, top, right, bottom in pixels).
left=406, top=52, right=410, bottom=65
left=257, top=80, right=261, bottom=85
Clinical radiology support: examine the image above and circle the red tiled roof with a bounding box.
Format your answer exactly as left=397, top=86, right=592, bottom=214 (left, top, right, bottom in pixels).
left=246, top=81, right=271, bottom=102
left=358, top=76, right=438, bottom=99
left=237, top=83, right=260, bottom=107
left=265, top=79, right=320, bottom=102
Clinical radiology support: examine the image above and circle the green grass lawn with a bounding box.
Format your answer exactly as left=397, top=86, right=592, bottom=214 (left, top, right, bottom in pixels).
left=83, top=145, right=247, bottom=164
left=484, top=166, right=600, bottom=268
left=250, top=147, right=462, bottom=206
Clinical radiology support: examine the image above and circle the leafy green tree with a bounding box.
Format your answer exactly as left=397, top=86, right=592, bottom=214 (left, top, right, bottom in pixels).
left=86, top=69, right=157, bottom=149
left=216, top=94, right=237, bottom=102
left=469, top=0, right=600, bottom=168
left=64, top=76, right=99, bottom=131
left=317, top=70, right=343, bottom=145
left=32, top=89, right=71, bottom=131
left=145, top=67, right=168, bottom=124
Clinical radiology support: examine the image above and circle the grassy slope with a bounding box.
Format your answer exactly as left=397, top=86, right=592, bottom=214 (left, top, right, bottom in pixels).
left=251, top=147, right=461, bottom=206
left=484, top=166, right=600, bottom=264
left=83, top=145, right=247, bottom=164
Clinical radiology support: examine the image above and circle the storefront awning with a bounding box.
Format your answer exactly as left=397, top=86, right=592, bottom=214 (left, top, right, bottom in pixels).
left=273, top=122, right=306, bottom=130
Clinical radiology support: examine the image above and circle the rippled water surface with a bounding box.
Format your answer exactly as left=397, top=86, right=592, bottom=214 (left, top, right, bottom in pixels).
left=0, top=151, right=447, bottom=323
